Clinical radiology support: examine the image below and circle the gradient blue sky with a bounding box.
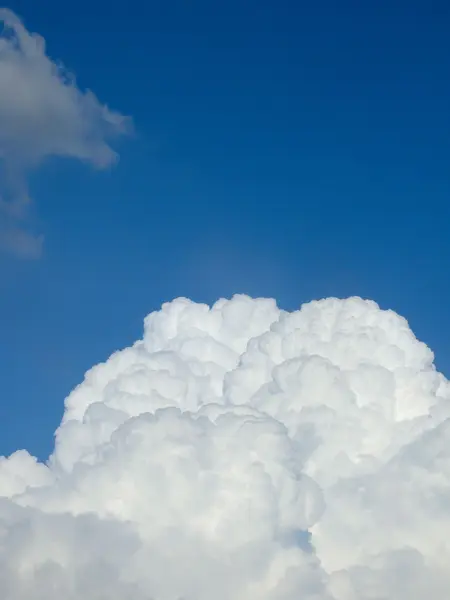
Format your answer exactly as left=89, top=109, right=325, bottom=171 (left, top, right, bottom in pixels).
left=2, top=0, right=450, bottom=460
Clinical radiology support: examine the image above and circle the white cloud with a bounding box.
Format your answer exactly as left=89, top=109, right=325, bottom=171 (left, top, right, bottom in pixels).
left=2, top=293, right=450, bottom=598
left=0, top=9, right=130, bottom=258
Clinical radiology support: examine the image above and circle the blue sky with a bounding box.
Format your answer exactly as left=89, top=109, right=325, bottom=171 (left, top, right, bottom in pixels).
left=2, top=0, right=450, bottom=460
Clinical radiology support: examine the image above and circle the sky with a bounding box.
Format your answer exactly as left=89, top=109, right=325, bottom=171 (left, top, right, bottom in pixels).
left=1, top=0, right=450, bottom=461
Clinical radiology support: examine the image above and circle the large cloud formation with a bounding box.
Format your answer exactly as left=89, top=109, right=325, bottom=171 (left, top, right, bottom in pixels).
left=0, top=9, right=130, bottom=258
left=2, top=295, right=450, bottom=599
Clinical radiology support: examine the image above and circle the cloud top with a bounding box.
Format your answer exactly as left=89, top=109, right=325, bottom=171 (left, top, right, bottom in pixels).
left=2, top=294, right=450, bottom=599
left=0, top=9, right=130, bottom=258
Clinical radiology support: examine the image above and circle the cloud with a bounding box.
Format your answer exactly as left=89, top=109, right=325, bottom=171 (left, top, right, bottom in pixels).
left=0, top=9, right=131, bottom=258
left=2, top=294, right=450, bottom=598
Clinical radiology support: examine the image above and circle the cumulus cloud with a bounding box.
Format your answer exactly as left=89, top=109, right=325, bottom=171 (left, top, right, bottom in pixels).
left=0, top=9, right=130, bottom=258
left=2, top=294, right=450, bottom=599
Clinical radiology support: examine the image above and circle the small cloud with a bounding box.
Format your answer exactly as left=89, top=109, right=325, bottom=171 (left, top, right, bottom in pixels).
left=0, top=224, right=43, bottom=259
left=0, top=8, right=131, bottom=258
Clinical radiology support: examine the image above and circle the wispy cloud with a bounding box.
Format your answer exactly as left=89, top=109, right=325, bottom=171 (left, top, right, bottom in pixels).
left=0, top=8, right=131, bottom=258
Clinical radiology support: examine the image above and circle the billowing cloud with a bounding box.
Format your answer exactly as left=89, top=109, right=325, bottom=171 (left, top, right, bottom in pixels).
left=0, top=9, right=130, bottom=258
left=2, top=294, right=450, bottom=599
